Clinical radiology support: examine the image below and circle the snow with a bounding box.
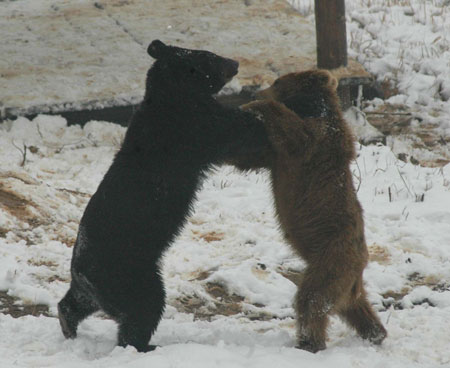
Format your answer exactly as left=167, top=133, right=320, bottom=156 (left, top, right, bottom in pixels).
left=1, top=116, right=449, bottom=367
left=344, top=0, right=450, bottom=106
left=1, top=0, right=450, bottom=367
left=344, top=106, right=385, bottom=144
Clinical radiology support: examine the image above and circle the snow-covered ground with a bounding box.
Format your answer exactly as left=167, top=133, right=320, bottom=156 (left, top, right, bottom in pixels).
left=1, top=0, right=450, bottom=367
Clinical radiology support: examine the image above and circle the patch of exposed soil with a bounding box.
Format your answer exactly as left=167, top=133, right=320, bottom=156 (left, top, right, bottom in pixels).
left=0, top=227, right=7, bottom=238
left=0, top=291, right=49, bottom=318
left=381, top=289, right=410, bottom=310
left=174, top=281, right=275, bottom=321
left=0, top=185, right=32, bottom=221
left=381, top=273, right=448, bottom=310
left=174, top=282, right=244, bottom=321
left=368, top=244, right=391, bottom=265
left=0, top=176, right=84, bottom=246
left=191, top=230, right=225, bottom=243
left=364, top=103, right=450, bottom=167
left=173, top=265, right=307, bottom=322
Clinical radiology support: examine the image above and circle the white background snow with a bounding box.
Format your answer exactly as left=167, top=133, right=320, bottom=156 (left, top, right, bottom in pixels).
left=1, top=0, right=450, bottom=367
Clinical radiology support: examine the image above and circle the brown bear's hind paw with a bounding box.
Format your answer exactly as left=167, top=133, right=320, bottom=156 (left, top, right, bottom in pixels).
left=365, top=324, right=387, bottom=345
left=296, top=339, right=326, bottom=353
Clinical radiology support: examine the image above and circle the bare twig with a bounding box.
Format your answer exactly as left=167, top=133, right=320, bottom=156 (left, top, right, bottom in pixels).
left=11, top=141, right=27, bottom=167
left=36, top=123, right=44, bottom=139
left=396, top=166, right=414, bottom=197
left=385, top=309, right=392, bottom=325
left=55, top=187, right=91, bottom=197
left=364, top=112, right=412, bottom=116
left=353, top=159, right=363, bottom=193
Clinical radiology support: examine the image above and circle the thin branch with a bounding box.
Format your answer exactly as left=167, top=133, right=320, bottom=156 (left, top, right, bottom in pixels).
left=364, top=111, right=412, bottom=116
left=353, top=159, right=363, bottom=193
left=11, top=140, right=27, bottom=167
left=396, top=166, right=414, bottom=197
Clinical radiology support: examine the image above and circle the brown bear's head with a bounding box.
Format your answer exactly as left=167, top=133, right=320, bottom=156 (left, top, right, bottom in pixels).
left=256, top=70, right=339, bottom=118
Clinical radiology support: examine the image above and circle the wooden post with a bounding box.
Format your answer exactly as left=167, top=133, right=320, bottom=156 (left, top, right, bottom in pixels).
left=314, top=0, right=348, bottom=69
left=315, top=0, right=351, bottom=108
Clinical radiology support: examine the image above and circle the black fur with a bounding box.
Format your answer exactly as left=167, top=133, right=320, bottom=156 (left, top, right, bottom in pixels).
left=58, top=40, right=269, bottom=352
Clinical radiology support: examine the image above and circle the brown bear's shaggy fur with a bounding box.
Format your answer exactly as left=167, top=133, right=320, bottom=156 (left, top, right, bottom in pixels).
left=231, top=70, right=387, bottom=352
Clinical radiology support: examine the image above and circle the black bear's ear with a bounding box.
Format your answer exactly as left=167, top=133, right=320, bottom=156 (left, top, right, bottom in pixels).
left=147, top=40, right=167, bottom=59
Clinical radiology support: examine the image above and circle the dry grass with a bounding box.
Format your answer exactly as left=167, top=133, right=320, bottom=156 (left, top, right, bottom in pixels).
left=191, top=230, right=225, bottom=243
left=0, top=291, right=50, bottom=318
left=368, top=243, right=391, bottom=265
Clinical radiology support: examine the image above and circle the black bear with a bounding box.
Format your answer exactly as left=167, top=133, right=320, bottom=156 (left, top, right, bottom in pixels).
left=57, top=40, right=270, bottom=352
left=230, top=70, right=387, bottom=352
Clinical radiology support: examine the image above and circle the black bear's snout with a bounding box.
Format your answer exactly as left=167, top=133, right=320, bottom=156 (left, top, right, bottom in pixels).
left=223, top=59, right=239, bottom=80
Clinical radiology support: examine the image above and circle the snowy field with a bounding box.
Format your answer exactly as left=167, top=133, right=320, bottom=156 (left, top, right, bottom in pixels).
left=1, top=0, right=450, bottom=367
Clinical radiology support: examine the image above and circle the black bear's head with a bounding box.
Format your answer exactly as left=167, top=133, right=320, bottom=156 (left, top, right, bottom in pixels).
left=147, top=40, right=239, bottom=95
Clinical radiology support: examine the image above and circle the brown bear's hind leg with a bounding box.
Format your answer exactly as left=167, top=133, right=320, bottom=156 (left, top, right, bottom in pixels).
left=295, top=265, right=360, bottom=353
left=295, top=297, right=328, bottom=354
left=294, top=269, right=335, bottom=353
left=338, top=286, right=387, bottom=345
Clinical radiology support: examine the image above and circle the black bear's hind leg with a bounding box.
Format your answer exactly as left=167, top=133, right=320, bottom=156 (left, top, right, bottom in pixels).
left=58, top=285, right=99, bottom=339
left=117, top=316, right=160, bottom=352
left=108, top=271, right=166, bottom=353
left=115, top=295, right=165, bottom=352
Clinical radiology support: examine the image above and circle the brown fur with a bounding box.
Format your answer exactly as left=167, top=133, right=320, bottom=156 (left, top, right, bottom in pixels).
left=230, top=70, right=387, bottom=352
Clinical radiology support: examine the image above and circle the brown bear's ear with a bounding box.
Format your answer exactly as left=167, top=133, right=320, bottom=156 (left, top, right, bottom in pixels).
left=147, top=40, right=167, bottom=59
left=327, top=73, right=339, bottom=91
left=319, top=70, right=338, bottom=91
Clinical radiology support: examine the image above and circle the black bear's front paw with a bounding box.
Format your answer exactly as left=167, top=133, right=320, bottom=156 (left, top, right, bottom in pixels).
left=296, top=339, right=326, bottom=353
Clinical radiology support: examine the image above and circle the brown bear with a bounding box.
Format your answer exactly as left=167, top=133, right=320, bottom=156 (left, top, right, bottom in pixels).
left=230, top=70, right=387, bottom=352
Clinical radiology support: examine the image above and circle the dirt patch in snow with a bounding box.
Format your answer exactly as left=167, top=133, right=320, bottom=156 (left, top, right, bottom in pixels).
left=173, top=280, right=280, bottom=322
left=365, top=103, right=450, bottom=167
left=0, top=291, right=49, bottom=318
left=381, top=272, right=449, bottom=311
left=0, top=185, right=35, bottom=222
left=368, top=243, right=391, bottom=265
left=0, top=175, right=89, bottom=247
left=192, top=230, right=225, bottom=243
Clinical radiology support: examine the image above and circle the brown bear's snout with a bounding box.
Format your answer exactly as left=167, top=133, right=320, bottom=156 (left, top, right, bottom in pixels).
left=255, top=86, right=275, bottom=100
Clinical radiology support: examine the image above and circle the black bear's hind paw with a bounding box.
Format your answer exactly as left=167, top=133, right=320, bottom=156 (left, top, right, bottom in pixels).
left=142, top=344, right=159, bottom=353
left=58, top=303, right=77, bottom=339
